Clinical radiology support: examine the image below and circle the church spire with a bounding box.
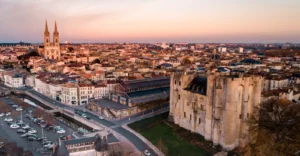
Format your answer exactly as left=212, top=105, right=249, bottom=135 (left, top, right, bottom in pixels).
left=44, top=20, right=49, bottom=36
left=54, top=20, right=58, bottom=33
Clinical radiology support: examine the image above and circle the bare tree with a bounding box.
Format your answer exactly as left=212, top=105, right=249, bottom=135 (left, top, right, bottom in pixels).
left=9, top=95, right=30, bottom=110
left=33, top=109, right=44, bottom=118
left=107, top=143, right=137, bottom=156
left=242, top=98, right=300, bottom=156
left=0, top=100, right=12, bottom=113
left=44, top=112, right=56, bottom=125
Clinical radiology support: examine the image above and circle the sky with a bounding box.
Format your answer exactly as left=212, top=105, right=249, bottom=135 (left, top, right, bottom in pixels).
left=0, top=0, right=300, bottom=43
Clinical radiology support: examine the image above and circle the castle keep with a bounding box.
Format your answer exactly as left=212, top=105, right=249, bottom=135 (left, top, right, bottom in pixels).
left=169, top=72, right=263, bottom=150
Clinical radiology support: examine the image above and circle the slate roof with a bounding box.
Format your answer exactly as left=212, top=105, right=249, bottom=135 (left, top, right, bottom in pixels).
left=127, top=87, right=170, bottom=98
left=185, top=76, right=207, bottom=95
left=63, top=136, right=96, bottom=145
left=121, top=77, right=170, bottom=91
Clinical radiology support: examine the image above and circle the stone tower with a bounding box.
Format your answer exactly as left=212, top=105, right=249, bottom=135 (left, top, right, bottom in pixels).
left=53, top=21, right=59, bottom=47
left=169, top=72, right=263, bottom=151
left=44, top=20, right=50, bottom=47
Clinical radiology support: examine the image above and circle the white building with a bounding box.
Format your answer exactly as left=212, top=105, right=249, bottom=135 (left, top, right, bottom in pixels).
left=78, top=84, right=94, bottom=105
left=94, top=84, right=108, bottom=99
left=4, top=73, right=24, bottom=88
left=61, top=83, right=78, bottom=105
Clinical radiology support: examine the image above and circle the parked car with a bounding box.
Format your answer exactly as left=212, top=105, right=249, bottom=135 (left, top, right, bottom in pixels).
left=27, top=136, right=37, bottom=141
left=86, top=116, right=91, bottom=120
left=21, top=133, right=29, bottom=138
left=6, top=121, right=15, bottom=125
left=44, top=143, right=54, bottom=148
left=0, top=113, right=5, bottom=117
left=22, top=125, right=30, bottom=130
left=16, top=107, right=23, bottom=112
left=57, top=129, right=65, bottom=134
left=42, top=141, right=53, bottom=146
left=99, top=116, right=104, bottom=120
left=10, top=124, right=20, bottom=129
left=17, top=129, right=27, bottom=133
left=59, top=135, right=67, bottom=140
left=4, top=117, right=13, bottom=122
left=46, top=126, right=53, bottom=131
left=81, top=114, right=87, bottom=118
left=16, top=120, right=24, bottom=125
left=5, top=112, right=11, bottom=116
left=12, top=105, right=18, bottom=108
left=28, top=129, right=37, bottom=134
left=40, top=122, right=47, bottom=128
left=144, top=150, right=151, bottom=156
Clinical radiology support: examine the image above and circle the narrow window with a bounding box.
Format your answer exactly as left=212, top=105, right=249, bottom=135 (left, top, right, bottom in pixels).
left=178, top=95, right=180, bottom=100
left=174, top=80, right=177, bottom=84
left=239, top=114, right=242, bottom=119
left=200, top=104, right=203, bottom=110
left=179, top=81, right=181, bottom=86
left=190, top=114, right=192, bottom=121
left=184, top=112, right=186, bottom=118
left=198, top=118, right=201, bottom=124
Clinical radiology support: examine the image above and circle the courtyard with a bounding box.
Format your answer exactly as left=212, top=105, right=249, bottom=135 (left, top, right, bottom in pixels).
left=129, top=112, right=216, bottom=156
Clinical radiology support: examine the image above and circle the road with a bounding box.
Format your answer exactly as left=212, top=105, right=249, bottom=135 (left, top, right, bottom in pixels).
left=23, top=88, right=167, bottom=156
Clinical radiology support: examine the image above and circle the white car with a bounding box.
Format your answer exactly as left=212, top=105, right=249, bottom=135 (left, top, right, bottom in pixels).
left=57, top=129, right=65, bottom=134
left=0, top=113, right=5, bottom=117
left=44, top=143, right=54, bottom=148
left=81, top=114, right=87, bottom=118
left=99, top=116, right=104, bottom=120
left=4, top=118, right=13, bottom=122
left=144, top=150, right=151, bottom=156
left=16, top=107, right=23, bottom=111
left=28, top=129, right=37, bottom=134
left=5, top=112, right=11, bottom=116
left=10, top=124, right=20, bottom=129
left=22, top=125, right=30, bottom=129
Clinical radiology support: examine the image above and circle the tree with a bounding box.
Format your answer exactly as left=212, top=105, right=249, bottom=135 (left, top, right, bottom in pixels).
left=107, top=143, right=135, bottom=156
left=44, top=112, right=56, bottom=125
left=156, top=138, right=168, bottom=155
left=242, top=98, right=300, bottom=156
left=0, top=100, right=12, bottom=113
left=68, top=47, right=74, bottom=52
left=33, top=109, right=44, bottom=118
left=9, top=96, right=30, bottom=110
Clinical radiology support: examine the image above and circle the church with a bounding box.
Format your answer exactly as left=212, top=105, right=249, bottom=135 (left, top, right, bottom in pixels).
left=40, top=20, right=61, bottom=60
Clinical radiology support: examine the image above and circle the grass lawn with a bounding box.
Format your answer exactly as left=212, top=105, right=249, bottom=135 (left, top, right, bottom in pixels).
left=129, top=112, right=211, bottom=156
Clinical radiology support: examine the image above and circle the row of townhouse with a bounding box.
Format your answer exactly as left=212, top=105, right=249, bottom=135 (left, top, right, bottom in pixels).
left=31, top=73, right=118, bottom=105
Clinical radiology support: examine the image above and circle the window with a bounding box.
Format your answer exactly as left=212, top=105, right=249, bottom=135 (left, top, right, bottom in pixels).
left=179, top=81, right=181, bottom=86
left=175, top=80, right=177, bottom=84
left=200, top=104, right=203, bottom=110
left=198, top=118, right=201, bottom=124
left=184, top=112, right=186, bottom=118
left=239, top=114, right=242, bottom=119
left=190, top=114, right=192, bottom=121
left=178, top=95, right=180, bottom=100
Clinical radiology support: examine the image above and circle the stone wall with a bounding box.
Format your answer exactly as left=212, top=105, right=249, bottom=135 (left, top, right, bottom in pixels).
left=169, top=72, right=263, bottom=151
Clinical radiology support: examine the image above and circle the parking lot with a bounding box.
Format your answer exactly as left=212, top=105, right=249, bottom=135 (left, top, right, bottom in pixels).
left=0, top=97, right=75, bottom=155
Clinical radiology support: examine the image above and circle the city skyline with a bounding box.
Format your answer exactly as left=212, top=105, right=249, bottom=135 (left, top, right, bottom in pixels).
left=1, top=0, right=300, bottom=43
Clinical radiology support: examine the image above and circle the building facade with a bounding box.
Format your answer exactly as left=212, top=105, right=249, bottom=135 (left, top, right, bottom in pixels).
left=169, top=72, right=263, bottom=150
left=43, top=20, right=60, bottom=60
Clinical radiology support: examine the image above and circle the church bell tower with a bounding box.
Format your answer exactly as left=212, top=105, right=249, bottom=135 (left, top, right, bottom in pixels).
left=44, top=20, right=50, bottom=47
left=53, top=21, right=60, bottom=47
